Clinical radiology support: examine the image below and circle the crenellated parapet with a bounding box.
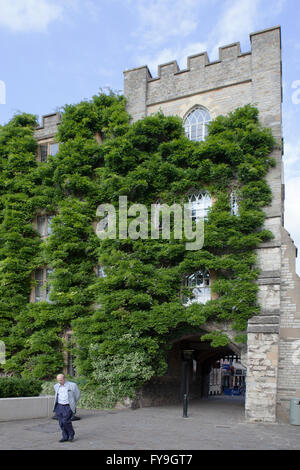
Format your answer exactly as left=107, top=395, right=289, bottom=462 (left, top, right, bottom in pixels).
left=34, top=112, right=61, bottom=141
left=124, top=26, right=282, bottom=134
left=149, top=42, right=246, bottom=80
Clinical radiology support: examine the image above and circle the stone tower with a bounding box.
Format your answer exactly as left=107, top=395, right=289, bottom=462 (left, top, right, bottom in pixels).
left=123, top=26, right=300, bottom=423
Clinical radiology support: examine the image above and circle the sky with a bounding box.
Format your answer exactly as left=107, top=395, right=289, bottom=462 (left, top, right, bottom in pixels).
left=0, top=0, right=299, bottom=273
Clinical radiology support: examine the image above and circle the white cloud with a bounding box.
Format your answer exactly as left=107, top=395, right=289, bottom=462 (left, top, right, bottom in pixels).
left=132, top=0, right=200, bottom=48
left=208, top=0, right=262, bottom=59
left=132, top=0, right=285, bottom=76
left=0, top=0, right=68, bottom=33
left=208, top=0, right=286, bottom=59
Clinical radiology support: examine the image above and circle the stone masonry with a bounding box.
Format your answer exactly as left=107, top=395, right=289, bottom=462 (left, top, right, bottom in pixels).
left=33, top=26, right=300, bottom=423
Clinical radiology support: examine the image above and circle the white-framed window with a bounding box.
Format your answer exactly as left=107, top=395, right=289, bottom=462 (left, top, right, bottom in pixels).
left=36, top=215, right=55, bottom=238
left=183, top=107, right=211, bottom=142
left=96, top=265, right=106, bottom=278
left=230, top=190, right=239, bottom=216
left=183, top=270, right=211, bottom=306
left=34, top=267, right=54, bottom=302
left=37, top=141, right=59, bottom=162
left=188, top=191, right=212, bottom=222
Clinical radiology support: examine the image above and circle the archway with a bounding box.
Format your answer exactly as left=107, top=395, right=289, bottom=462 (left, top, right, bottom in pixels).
left=137, top=329, right=246, bottom=407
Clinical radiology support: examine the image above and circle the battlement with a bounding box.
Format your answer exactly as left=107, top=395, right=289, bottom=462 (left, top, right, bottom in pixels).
left=125, top=26, right=280, bottom=81
left=34, top=112, right=61, bottom=141
left=146, top=43, right=248, bottom=81
left=124, top=26, right=282, bottom=123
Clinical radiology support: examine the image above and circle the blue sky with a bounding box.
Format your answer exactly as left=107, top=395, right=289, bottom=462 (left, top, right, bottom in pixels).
left=0, top=0, right=300, bottom=272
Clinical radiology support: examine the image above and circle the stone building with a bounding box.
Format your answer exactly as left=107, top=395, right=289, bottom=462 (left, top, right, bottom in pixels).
left=34, top=26, right=300, bottom=423
left=123, top=25, right=300, bottom=423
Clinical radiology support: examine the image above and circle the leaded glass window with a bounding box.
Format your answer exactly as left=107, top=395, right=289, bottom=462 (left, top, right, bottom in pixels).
left=45, top=268, right=54, bottom=302
left=50, top=143, right=59, bottom=156
left=36, top=215, right=55, bottom=237
left=39, top=144, right=48, bottom=162
left=38, top=141, right=59, bottom=162
left=96, top=265, right=106, bottom=278
left=183, top=270, right=211, bottom=305
left=34, top=269, right=44, bottom=302
left=34, top=267, right=53, bottom=302
left=188, top=191, right=212, bottom=222
left=184, top=108, right=211, bottom=142
left=230, top=190, right=239, bottom=216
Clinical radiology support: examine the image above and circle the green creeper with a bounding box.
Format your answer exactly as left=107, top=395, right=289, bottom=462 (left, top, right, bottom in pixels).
left=0, top=94, right=276, bottom=405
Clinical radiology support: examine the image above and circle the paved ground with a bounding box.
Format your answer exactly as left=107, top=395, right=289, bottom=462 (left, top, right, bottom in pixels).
left=0, top=396, right=300, bottom=450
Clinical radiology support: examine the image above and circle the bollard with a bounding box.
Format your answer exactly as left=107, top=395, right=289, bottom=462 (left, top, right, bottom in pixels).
left=183, top=393, right=188, bottom=418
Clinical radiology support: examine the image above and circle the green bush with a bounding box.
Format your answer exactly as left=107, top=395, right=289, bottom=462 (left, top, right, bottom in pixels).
left=0, top=377, right=42, bottom=398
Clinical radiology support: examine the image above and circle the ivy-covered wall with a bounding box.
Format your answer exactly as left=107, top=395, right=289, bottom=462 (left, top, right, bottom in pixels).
left=0, top=93, right=276, bottom=404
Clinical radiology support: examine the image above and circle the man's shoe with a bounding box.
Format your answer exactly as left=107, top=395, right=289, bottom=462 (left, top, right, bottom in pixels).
left=59, top=439, right=68, bottom=442
left=69, top=436, right=75, bottom=442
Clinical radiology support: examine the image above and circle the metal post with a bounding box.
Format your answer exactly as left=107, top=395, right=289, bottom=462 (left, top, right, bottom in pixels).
left=183, top=360, right=189, bottom=418
left=183, top=393, right=188, bottom=418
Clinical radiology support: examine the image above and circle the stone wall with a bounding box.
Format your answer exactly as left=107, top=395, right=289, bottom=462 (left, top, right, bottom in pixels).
left=277, top=229, right=300, bottom=421
left=34, top=112, right=60, bottom=141
left=0, top=396, right=53, bottom=422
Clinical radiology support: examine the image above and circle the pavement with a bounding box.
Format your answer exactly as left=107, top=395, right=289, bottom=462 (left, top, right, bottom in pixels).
left=0, top=396, right=300, bottom=450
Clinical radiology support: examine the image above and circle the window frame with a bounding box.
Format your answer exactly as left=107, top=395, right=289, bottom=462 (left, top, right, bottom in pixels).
left=37, top=140, right=59, bottom=163
left=230, top=189, right=240, bottom=216
left=187, top=191, right=212, bottom=222
left=31, top=266, right=54, bottom=303
left=35, top=214, right=55, bottom=238
left=182, top=269, right=211, bottom=306
left=183, top=107, right=211, bottom=142
left=95, top=265, right=106, bottom=278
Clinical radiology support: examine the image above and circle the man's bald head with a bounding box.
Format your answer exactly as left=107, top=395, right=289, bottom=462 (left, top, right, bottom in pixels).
left=56, top=374, right=65, bottom=385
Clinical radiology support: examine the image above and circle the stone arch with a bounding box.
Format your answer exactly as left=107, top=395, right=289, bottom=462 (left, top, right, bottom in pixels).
left=136, top=325, right=245, bottom=407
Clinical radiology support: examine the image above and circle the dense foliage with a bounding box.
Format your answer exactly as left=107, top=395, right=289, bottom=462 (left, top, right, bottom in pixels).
left=0, top=93, right=276, bottom=404
left=0, top=376, right=42, bottom=397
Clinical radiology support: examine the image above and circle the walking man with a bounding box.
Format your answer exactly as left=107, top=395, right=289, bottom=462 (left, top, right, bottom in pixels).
left=53, top=374, right=80, bottom=442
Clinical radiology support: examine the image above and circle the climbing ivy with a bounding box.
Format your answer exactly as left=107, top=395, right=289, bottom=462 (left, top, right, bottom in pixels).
left=0, top=93, right=276, bottom=404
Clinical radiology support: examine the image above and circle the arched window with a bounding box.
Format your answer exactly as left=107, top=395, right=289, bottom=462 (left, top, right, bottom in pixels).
left=184, top=107, right=211, bottom=142
left=188, top=191, right=212, bottom=222
left=183, top=270, right=211, bottom=305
